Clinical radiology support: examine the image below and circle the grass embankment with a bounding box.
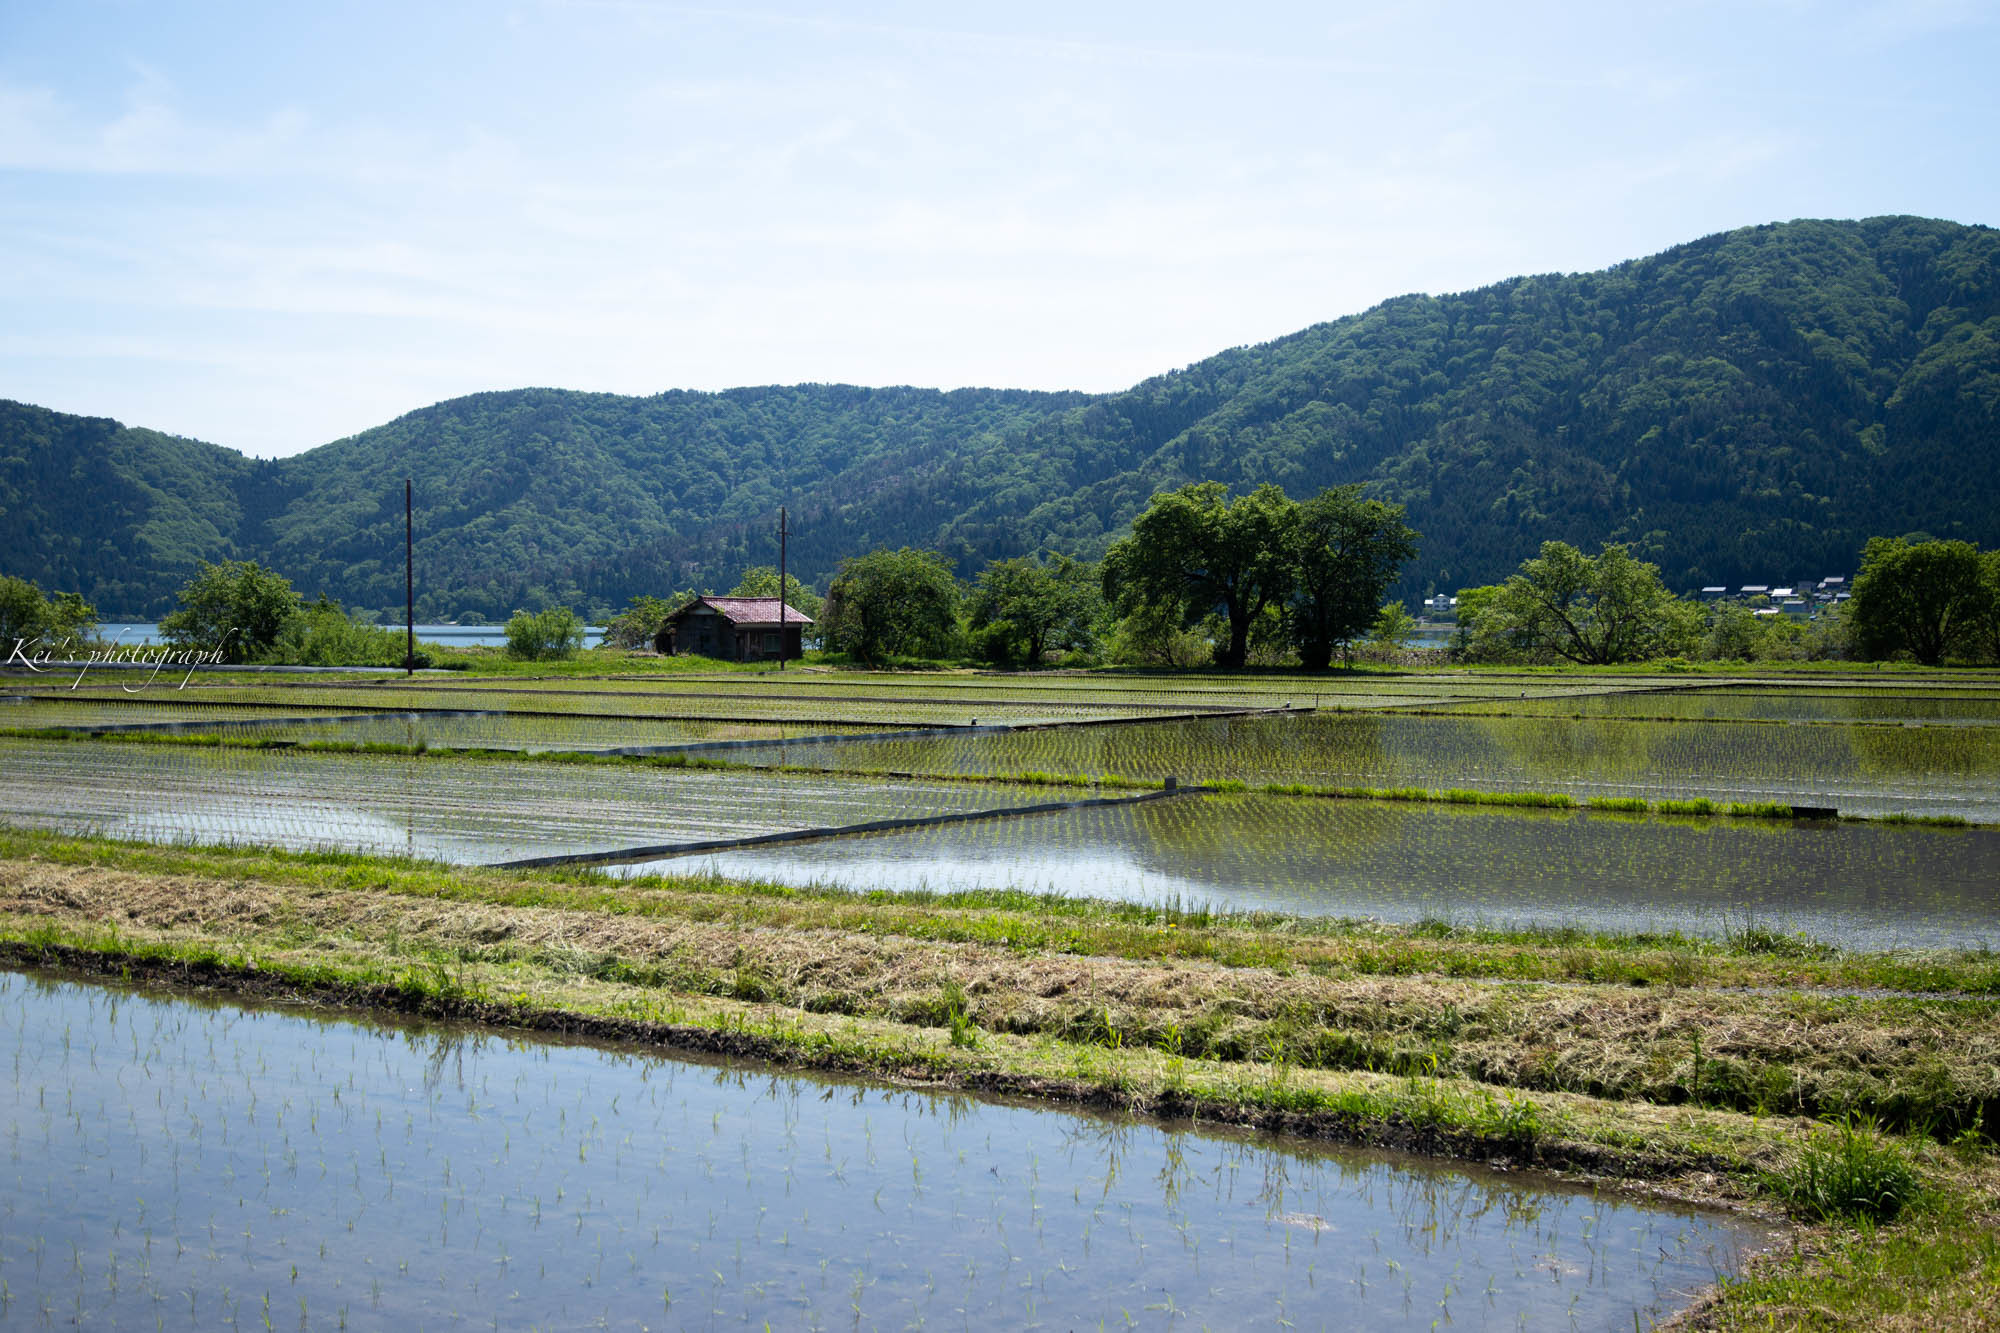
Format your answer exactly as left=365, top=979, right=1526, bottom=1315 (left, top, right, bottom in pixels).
left=0, top=827, right=1995, bottom=1326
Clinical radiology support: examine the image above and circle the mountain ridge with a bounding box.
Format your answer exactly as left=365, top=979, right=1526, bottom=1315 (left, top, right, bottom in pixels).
left=5, top=214, right=1997, bottom=617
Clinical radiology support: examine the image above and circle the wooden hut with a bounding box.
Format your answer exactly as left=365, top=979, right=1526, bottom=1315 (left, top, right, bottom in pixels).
left=655, top=596, right=813, bottom=662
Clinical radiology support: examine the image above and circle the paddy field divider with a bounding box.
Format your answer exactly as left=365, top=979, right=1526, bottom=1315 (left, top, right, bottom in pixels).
left=485, top=778, right=1206, bottom=871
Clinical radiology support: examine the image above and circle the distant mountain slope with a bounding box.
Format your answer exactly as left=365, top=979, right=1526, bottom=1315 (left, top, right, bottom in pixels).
left=0, top=401, right=261, bottom=613
left=917, top=215, right=2000, bottom=596
left=4, top=215, right=1996, bottom=616
left=260, top=384, right=1083, bottom=620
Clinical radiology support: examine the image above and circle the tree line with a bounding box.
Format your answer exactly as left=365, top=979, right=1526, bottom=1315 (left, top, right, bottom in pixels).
left=1452, top=535, right=2000, bottom=667
left=8, top=481, right=1998, bottom=671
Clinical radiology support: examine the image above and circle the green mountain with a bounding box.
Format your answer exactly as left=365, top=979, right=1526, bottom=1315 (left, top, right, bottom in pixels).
left=5, top=215, right=1997, bottom=617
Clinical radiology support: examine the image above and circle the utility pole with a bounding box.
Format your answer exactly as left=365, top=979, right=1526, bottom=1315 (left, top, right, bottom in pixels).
left=777, top=506, right=789, bottom=671
left=404, top=478, right=415, bottom=676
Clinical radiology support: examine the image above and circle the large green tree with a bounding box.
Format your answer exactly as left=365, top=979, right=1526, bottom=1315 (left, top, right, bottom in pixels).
left=1285, top=486, right=1419, bottom=669
left=821, top=548, right=960, bottom=662
left=1850, top=537, right=1991, bottom=666
left=1102, top=482, right=1297, bottom=669
left=1480, top=542, right=1701, bottom=665
left=0, top=575, right=96, bottom=652
left=968, top=554, right=1102, bottom=664
left=158, top=560, right=302, bottom=663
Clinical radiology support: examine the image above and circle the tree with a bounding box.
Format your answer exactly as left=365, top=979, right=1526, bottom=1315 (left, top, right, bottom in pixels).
left=1480, top=542, right=1700, bottom=665
left=1702, top=604, right=1775, bottom=662
left=1850, top=537, right=1990, bottom=666
left=1285, top=486, right=1419, bottom=668
left=0, top=575, right=97, bottom=651
left=1449, top=584, right=1505, bottom=659
left=728, top=567, right=825, bottom=624
left=1369, top=600, right=1418, bottom=648
left=1102, top=482, right=1296, bottom=669
left=820, top=548, right=960, bottom=662
left=1106, top=602, right=1213, bottom=667
left=604, top=593, right=694, bottom=650
left=504, top=606, right=585, bottom=661
left=1983, top=551, right=2000, bottom=665
left=159, top=560, right=302, bottom=664
left=967, top=555, right=1103, bottom=665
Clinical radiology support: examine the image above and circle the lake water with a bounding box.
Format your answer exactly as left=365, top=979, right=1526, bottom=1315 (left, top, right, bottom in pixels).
left=0, top=968, right=1773, bottom=1330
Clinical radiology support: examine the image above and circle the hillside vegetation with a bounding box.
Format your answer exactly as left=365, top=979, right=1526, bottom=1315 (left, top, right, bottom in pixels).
left=4, top=215, right=1996, bottom=616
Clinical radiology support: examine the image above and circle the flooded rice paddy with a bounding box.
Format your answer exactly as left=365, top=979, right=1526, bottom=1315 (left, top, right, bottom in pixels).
left=3, top=700, right=894, bottom=751
left=0, top=739, right=1014, bottom=865
left=3, top=670, right=1998, bottom=949
left=678, top=793, right=2000, bottom=949
left=0, top=969, right=1772, bottom=1330
left=721, top=710, right=2000, bottom=820
left=1437, top=688, right=2000, bottom=724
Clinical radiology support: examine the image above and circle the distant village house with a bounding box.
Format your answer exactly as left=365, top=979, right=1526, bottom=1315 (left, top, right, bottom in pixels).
left=654, top=596, right=813, bottom=662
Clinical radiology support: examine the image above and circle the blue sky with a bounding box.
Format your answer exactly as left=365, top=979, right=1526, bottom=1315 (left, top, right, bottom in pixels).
left=3, top=0, right=1995, bottom=456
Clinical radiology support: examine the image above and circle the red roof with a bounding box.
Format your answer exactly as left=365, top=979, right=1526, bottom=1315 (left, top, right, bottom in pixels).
left=677, top=595, right=815, bottom=626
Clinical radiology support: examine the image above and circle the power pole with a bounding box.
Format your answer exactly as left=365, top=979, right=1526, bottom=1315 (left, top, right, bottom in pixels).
left=404, top=478, right=415, bottom=676
left=777, top=506, right=789, bottom=671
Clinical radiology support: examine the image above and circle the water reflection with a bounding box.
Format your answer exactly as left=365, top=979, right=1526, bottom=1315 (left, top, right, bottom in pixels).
left=727, top=711, right=2000, bottom=820
left=0, top=969, right=1769, bottom=1330
left=681, top=794, right=2000, bottom=950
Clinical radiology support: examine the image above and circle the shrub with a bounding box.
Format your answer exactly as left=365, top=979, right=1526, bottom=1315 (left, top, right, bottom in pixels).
left=264, top=598, right=420, bottom=666
left=1766, top=1114, right=1924, bottom=1223
left=504, top=607, right=584, bottom=661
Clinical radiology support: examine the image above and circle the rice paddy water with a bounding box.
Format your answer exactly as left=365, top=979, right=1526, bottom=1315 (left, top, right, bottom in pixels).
left=673, top=793, right=2000, bottom=950
left=0, top=968, right=1773, bottom=1330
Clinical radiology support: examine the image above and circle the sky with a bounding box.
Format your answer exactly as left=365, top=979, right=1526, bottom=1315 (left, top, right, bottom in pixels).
left=2, top=0, right=1996, bottom=457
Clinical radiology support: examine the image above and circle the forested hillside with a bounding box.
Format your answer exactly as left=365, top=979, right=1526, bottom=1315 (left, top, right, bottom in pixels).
left=918, top=215, right=2000, bottom=598
left=4, top=216, right=1996, bottom=616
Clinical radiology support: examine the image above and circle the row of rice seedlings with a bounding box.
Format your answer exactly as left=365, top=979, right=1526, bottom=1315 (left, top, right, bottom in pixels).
left=1432, top=690, right=2000, bottom=724
left=68, top=681, right=1147, bottom=726
left=424, top=674, right=1335, bottom=708
left=25, top=712, right=863, bottom=751
left=0, top=697, right=331, bottom=728
left=288, top=676, right=1460, bottom=717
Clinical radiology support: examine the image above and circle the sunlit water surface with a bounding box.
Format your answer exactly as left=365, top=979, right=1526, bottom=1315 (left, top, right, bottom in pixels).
left=0, top=970, right=1773, bottom=1330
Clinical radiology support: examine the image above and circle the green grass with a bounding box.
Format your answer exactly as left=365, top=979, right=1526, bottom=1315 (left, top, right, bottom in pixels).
left=1697, top=1186, right=2000, bottom=1330
left=1765, top=1114, right=1927, bottom=1223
